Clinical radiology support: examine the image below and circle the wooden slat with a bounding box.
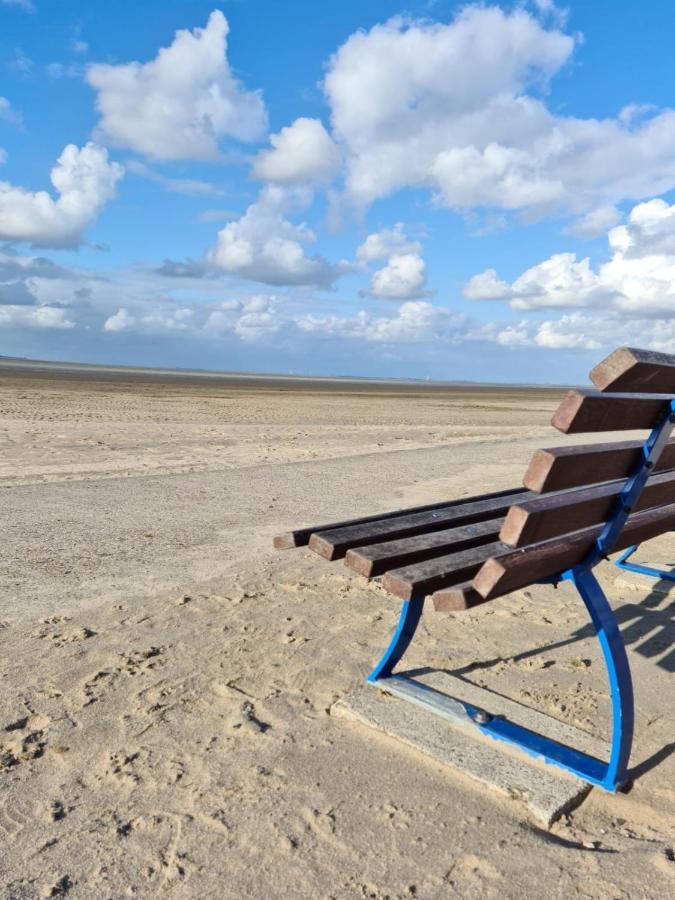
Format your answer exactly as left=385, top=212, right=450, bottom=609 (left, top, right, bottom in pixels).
left=474, top=501, right=675, bottom=601
left=502, top=469, right=675, bottom=547
left=432, top=582, right=491, bottom=612
left=382, top=541, right=507, bottom=600
left=273, top=486, right=522, bottom=549
left=308, top=490, right=532, bottom=561
left=590, top=346, right=675, bottom=394
left=344, top=518, right=502, bottom=577
left=551, top=389, right=673, bottom=434
left=523, top=439, right=675, bottom=493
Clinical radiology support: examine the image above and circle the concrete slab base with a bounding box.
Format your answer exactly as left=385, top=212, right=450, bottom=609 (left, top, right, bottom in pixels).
left=332, top=670, right=604, bottom=826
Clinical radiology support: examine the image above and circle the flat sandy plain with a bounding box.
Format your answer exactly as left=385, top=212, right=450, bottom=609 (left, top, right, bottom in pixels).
left=0, top=360, right=673, bottom=898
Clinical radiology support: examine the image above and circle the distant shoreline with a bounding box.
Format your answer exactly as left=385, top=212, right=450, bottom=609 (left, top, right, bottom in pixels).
left=0, top=355, right=572, bottom=393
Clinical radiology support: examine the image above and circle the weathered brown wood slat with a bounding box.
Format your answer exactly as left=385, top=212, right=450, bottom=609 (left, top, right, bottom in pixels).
left=590, top=346, right=675, bottom=394
left=344, top=518, right=502, bottom=577
left=308, top=490, right=532, bottom=561
left=502, top=469, right=675, bottom=547
left=523, top=439, right=675, bottom=493
left=273, top=485, right=523, bottom=549
left=382, top=541, right=508, bottom=600
left=474, top=501, right=675, bottom=601
left=551, top=390, right=673, bottom=434
left=432, top=582, right=491, bottom=612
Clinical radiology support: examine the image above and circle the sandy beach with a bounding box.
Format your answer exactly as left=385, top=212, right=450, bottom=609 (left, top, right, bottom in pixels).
left=1, top=363, right=673, bottom=898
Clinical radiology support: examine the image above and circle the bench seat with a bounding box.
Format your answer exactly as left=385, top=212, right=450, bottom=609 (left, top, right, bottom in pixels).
left=275, top=347, right=675, bottom=613
left=273, top=346, right=675, bottom=792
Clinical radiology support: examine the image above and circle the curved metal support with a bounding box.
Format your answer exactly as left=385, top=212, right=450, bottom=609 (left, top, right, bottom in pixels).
left=615, top=542, right=675, bottom=581
left=564, top=566, right=634, bottom=789
left=367, top=597, right=424, bottom=682
left=366, top=568, right=634, bottom=791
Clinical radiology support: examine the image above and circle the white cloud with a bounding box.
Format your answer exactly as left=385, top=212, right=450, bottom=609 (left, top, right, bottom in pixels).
left=609, top=197, right=675, bottom=257
left=87, top=10, right=267, bottom=162
left=105, top=304, right=195, bottom=333
left=206, top=186, right=337, bottom=287
left=431, top=143, right=563, bottom=210
left=465, top=197, right=675, bottom=315
left=252, top=117, right=341, bottom=184
left=0, top=142, right=123, bottom=248
left=298, top=300, right=465, bottom=343
left=462, top=268, right=510, bottom=300
left=533, top=315, right=602, bottom=349
left=494, top=323, right=529, bottom=346
left=356, top=223, right=421, bottom=262
left=367, top=252, right=429, bottom=300
left=0, top=305, right=74, bottom=328
left=466, top=252, right=615, bottom=310
left=565, top=205, right=621, bottom=239
left=204, top=295, right=280, bottom=341
left=321, top=7, right=675, bottom=216
left=104, top=307, right=135, bottom=331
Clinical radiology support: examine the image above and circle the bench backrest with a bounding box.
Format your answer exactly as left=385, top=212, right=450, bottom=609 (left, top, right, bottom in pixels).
left=470, top=347, right=675, bottom=600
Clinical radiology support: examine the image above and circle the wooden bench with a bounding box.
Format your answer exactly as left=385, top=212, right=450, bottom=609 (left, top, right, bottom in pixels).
left=274, top=347, right=675, bottom=791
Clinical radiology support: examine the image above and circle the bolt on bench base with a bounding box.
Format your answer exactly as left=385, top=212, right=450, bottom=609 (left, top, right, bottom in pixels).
left=334, top=670, right=595, bottom=827
left=373, top=674, right=611, bottom=787
left=366, top=565, right=634, bottom=794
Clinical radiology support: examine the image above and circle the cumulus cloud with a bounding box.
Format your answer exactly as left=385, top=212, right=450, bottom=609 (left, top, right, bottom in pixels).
left=356, top=224, right=429, bottom=299
left=105, top=304, right=195, bottom=333
left=204, top=295, right=280, bottom=341
left=356, top=223, right=421, bottom=262
left=320, top=7, right=675, bottom=216
left=103, top=307, right=135, bottom=332
left=465, top=197, right=675, bottom=315
left=87, top=10, right=267, bottom=161
left=252, top=118, right=341, bottom=184
left=0, top=142, right=123, bottom=248
left=367, top=252, right=429, bottom=300
left=206, top=186, right=338, bottom=287
left=0, top=305, right=74, bottom=328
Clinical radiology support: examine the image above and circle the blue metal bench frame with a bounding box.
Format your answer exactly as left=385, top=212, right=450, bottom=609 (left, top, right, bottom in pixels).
left=367, top=399, right=675, bottom=791
left=614, top=541, right=675, bottom=582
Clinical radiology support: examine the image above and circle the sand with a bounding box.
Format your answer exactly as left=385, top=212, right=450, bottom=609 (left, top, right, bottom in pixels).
left=0, top=365, right=673, bottom=898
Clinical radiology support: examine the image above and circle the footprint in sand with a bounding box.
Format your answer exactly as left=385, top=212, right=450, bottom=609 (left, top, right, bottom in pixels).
left=0, top=797, right=35, bottom=838
left=82, top=668, right=120, bottom=706
left=106, top=750, right=143, bottom=785
left=120, top=645, right=167, bottom=676
left=1, top=714, right=50, bottom=770
left=34, top=622, right=96, bottom=647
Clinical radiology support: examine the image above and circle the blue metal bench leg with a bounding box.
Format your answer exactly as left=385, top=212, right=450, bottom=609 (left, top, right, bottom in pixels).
left=367, top=568, right=634, bottom=791
left=367, top=597, right=424, bottom=682
left=614, top=541, right=675, bottom=581
left=564, top=566, right=634, bottom=790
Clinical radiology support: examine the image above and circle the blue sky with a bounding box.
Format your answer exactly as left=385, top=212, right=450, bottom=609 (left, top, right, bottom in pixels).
left=3, top=1, right=675, bottom=383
